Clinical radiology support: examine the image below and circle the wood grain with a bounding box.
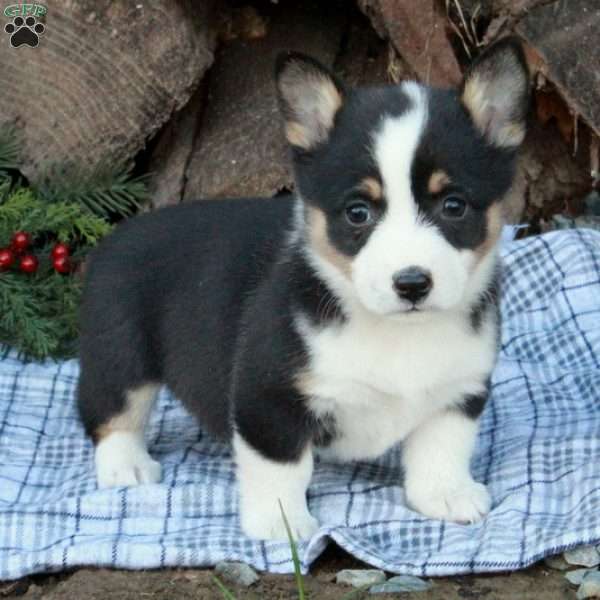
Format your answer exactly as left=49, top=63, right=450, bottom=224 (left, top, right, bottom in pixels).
left=0, top=0, right=217, bottom=183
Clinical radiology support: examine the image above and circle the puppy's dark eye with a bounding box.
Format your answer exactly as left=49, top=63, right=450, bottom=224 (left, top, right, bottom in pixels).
left=441, top=195, right=467, bottom=219
left=345, top=201, right=372, bottom=226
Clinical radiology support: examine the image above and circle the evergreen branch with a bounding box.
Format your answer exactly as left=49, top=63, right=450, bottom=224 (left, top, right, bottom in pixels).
left=0, top=127, right=146, bottom=360
left=0, top=177, right=13, bottom=203
left=0, top=188, right=111, bottom=246
left=36, top=162, right=149, bottom=218
left=0, top=186, right=110, bottom=360
left=0, top=124, right=21, bottom=173
left=0, top=271, right=82, bottom=360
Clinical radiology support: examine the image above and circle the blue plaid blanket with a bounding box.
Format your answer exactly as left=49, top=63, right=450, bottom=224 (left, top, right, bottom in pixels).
left=1, top=229, right=600, bottom=580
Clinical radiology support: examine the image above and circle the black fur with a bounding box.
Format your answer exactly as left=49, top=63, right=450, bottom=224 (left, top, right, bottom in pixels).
left=460, top=378, right=492, bottom=419
left=78, top=196, right=342, bottom=459
left=411, top=87, right=517, bottom=251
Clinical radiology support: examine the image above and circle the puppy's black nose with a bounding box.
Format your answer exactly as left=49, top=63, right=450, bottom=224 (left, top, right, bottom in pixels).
left=392, top=267, right=433, bottom=304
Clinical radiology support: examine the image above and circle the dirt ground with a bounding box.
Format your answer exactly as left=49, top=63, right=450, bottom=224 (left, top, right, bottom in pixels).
left=0, top=545, right=577, bottom=600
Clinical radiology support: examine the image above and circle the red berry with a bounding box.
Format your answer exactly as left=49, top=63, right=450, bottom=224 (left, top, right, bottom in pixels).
left=0, top=248, right=15, bottom=270
left=52, top=255, right=71, bottom=274
left=19, top=254, right=39, bottom=273
left=11, top=231, right=31, bottom=253
left=50, top=243, right=70, bottom=260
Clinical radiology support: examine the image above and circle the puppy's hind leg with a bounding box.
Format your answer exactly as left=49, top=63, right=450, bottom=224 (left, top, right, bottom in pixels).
left=93, top=384, right=162, bottom=488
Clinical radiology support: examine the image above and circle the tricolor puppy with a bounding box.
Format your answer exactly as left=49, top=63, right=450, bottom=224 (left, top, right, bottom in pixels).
left=78, top=38, right=530, bottom=540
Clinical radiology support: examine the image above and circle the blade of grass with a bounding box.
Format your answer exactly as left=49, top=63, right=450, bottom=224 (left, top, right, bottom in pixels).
left=278, top=499, right=307, bottom=600
left=212, top=575, right=239, bottom=600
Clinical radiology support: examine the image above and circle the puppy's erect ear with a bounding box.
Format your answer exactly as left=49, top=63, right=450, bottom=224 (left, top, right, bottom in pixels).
left=275, top=52, right=344, bottom=151
left=461, top=37, right=530, bottom=149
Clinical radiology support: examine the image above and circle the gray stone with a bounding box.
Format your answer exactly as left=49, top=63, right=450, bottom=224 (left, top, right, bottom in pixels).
left=544, top=554, right=572, bottom=570
left=214, top=561, right=259, bottom=587
left=336, top=569, right=386, bottom=588
left=564, top=546, right=600, bottom=568
left=577, top=570, right=600, bottom=599
left=550, top=213, right=600, bottom=232
left=370, top=575, right=432, bottom=594
left=551, top=214, right=576, bottom=230
left=566, top=569, right=595, bottom=586
left=574, top=216, right=600, bottom=231
left=584, top=191, right=600, bottom=216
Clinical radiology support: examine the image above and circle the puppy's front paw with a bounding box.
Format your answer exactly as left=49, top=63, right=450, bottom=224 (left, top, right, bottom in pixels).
left=241, top=503, right=319, bottom=541
left=406, top=478, right=491, bottom=524
left=234, top=432, right=318, bottom=541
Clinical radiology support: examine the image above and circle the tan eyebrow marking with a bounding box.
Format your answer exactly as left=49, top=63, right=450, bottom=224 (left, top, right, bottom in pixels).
left=357, top=177, right=382, bottom=202
left=428, top=170, right=451, bottom=194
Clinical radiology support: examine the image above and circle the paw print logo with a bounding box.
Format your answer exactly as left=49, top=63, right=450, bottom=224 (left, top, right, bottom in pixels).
left=4, top=16, right=45, bottom=48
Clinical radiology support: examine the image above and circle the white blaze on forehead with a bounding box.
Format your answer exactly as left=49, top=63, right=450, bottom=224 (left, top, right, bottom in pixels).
left=352, top=84, right=472, bottom=316
left=373, top=82, right=428, bottom=222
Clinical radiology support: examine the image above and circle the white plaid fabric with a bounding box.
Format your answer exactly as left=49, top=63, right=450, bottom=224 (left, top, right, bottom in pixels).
left=1, top=229, right=599, bottom=580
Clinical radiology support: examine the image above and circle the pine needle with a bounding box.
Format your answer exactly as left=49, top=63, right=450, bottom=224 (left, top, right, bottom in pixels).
left=36, top=161, right=149, bottom=218
left=0, top=124, right=20, bottom=172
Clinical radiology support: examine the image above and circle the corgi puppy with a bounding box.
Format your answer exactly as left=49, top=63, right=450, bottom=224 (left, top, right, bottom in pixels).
left=78, top=38, right=530, bottom=540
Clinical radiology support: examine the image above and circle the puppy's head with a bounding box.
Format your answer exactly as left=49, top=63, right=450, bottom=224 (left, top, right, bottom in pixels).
left=276, top=39, right=530, bottom=317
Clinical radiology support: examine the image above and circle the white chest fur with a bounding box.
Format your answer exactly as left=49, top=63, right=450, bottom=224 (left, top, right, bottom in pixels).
left=297, top=308, right=497, bottom=462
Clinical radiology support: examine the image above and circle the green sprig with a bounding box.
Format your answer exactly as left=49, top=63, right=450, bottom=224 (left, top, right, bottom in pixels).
left=0, top=125, right=20, bottom=174
left=0, top=188, right=112, bottom=244
left=36, top=162, right=149, bottom=218
left=0, top=270, right=82, bottom=360
left=0, top=125, right=150, bottom=360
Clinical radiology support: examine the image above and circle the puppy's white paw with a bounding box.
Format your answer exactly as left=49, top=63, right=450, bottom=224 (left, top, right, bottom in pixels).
left=241, top=503, right=319, bottom=541
left=95, top=431, right=162, bottom=488
left=406, top=478, right=491, bottom=524
left=97, top=453, right=161, bottom=488
left=234, top=432, right=318, bottom=541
